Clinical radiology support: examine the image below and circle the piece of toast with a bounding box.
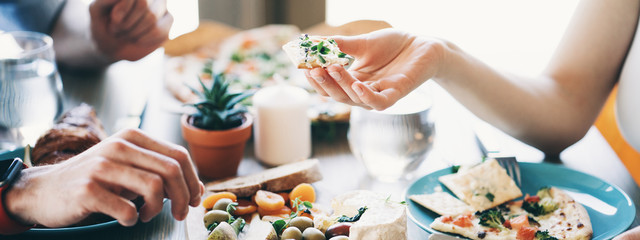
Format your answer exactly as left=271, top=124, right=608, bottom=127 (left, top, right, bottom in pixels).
left=205, top=159, right=322, bottom=197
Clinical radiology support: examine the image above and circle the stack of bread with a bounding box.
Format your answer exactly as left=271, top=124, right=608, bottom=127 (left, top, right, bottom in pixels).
left=31, top=103, right=107, bottom=165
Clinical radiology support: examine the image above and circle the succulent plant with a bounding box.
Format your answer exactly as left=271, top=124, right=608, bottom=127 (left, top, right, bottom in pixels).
left=188, top=61, right=254, bottom=130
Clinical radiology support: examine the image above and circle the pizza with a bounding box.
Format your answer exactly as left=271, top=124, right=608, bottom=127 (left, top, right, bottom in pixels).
left=438, top=159, right=523, bottom=211
left=410, top=160, right=593, bottom=240
left=163, top=24, right=353, bottom=122
left=282, top=34, right=354, bottom=69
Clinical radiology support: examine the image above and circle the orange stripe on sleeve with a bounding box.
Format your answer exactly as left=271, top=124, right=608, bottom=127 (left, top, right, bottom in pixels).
left=594, top=85, right=640, bottom=187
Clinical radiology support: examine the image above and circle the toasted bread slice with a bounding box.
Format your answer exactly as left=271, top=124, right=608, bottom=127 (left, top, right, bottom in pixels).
left=206, top=159, right=322, bottom=197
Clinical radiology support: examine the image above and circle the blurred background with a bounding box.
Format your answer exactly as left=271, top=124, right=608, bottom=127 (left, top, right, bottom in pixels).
left=169, top=0, right=580, bottom=76
left=163, top=0, right=581, bottom=163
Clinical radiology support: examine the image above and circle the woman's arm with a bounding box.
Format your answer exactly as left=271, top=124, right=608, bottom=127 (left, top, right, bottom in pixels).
left=306, top=0, right=639, bottom=155
left=435, top=0, right=638, bottom=154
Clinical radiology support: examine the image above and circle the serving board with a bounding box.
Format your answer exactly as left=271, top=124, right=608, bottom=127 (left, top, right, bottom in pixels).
left=185, top=204, right=208, bottom=240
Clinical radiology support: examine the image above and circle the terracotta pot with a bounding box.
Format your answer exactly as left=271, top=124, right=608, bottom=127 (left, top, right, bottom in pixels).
left=181, top=114, right=253, bottom=180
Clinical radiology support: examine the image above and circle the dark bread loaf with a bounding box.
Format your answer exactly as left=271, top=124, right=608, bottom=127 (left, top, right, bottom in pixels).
left=31, top=103, right=107, bottom=166
left=206, top=159, right=322, bottom=197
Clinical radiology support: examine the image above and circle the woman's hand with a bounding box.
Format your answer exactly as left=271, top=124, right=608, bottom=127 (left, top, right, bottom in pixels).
left=89, top=0, right=172, bottom=61
left=304, top=28, right=444, bottom=110
left=4, top=129, right=204, bottom=228
left=614, top=226, right=640, bottom=240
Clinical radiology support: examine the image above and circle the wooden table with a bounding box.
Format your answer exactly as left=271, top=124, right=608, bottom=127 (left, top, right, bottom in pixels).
left=6, top=51, right=639, bottom=240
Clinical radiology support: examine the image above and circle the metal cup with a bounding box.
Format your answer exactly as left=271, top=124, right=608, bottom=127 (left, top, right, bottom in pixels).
left=348, top=87, right=435, bottom=182
left=0, top=31, right=63, bottom=151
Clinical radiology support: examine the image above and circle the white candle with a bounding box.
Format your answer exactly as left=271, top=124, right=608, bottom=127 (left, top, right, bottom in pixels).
left=253, top=84, right=311, bottom=166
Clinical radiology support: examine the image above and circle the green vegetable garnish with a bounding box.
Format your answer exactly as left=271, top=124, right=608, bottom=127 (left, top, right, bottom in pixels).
left=475, top=209, right=505, bottom=229
left=207, top=222, right=218, bottom=231
left=485, top=192, right=495, bottom=202
left=537, top=187, right=552, bottom=199
left=451, top=165, right=461, bottom=173
left=272, top=219, right=287, bottom=234
left=338, top=52, right=347, bottom=58
left=523, top=187, right=558, bottom=216
left=258, top=52, right=271, bottom=60
left=270, top=197, right=314, bottom=235
left=319, top=46, right=330, bottom=55
left=317, top=55, right=326, bottom=64
left=231, top=52, right=243, bottom=63
left=226, top=202, right=238, bottom=217
left=336, top=206, right=368, bottom=222
left=301, top=41, right=312, bottom=47
left=535, top=230, right=559, bottom=240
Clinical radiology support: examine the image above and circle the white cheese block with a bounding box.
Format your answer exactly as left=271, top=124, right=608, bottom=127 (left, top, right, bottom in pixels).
left=331, top=190, right=407, bottom=240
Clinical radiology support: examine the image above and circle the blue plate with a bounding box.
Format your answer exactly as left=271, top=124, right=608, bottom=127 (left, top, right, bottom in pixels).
left=405, top=162, right=636, bottom=240
left=0, top=148, right=121, bottom=235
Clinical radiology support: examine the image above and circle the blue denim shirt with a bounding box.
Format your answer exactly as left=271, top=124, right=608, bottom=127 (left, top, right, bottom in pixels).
left=0, top=0, right=66, bottom=33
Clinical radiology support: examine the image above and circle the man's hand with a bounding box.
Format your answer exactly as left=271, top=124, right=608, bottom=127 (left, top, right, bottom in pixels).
left=89, top=0, right=172, bottom=61
left=304, top=29, right=444, bottom=110
left=4, top=129, right=204, bottom=228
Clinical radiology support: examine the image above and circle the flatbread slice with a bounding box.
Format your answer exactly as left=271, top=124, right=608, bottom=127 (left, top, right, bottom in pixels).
left=537, top=187, right=593, bottom=240
left=430, top=187, right=593, bottom=240
left=409, top=192, right=474, bottom=216
left=439, top=159, right=522, bottom=211
left=282, top=35, right=354, bottom=69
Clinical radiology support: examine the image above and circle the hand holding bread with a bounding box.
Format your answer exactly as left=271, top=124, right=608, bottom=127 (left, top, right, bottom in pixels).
left=4, top=128, right=204, bottom=228
left=300, top=28, right=443, bottom=111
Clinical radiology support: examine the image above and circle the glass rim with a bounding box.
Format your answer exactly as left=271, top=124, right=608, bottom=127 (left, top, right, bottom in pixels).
left=0, top=31, right=53, bottom=60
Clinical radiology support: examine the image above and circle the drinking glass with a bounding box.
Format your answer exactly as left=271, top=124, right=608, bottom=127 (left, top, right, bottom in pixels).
left=0, top=31, right=63, bottom=150
left=348, top=87, right=435, bottom=182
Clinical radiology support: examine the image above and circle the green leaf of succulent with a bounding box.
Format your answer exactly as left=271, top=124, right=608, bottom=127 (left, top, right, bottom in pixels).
left=225, top=91, right=255, bottom=110
left=211, top=74, right=223, bottom=99
left=197, top=77, right=212, bottom=99
left=185, top=83, right=205, bottom=99
left=190, top=60, right=253, bottom=130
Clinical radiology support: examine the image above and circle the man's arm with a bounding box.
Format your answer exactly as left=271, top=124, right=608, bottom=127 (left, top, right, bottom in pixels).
left=52, top=0, right=172, bottom=69
left=52, top=0, right=111, bottom=68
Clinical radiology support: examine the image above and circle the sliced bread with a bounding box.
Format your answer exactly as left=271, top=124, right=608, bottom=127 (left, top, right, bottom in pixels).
left=206, top=159, right=322, bottom=197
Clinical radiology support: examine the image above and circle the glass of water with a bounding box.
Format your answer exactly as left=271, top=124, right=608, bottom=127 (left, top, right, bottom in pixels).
left=348, top=87, right=435, bottom=182
left=0, top=31, right=63, bottom=150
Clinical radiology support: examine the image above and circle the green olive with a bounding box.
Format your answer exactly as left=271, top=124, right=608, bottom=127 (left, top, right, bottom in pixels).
left=208, top=222, right=238, bottom=240
left=203, top=210, right=230, bottom=228
left=281, top=227, right=303, bottom=240
left=289, top=216, right=314, bottom=232
left=302, top=227, right=325, bottom=240
left=329, top=236, right=349, bottom=240
left=213, top=198, right=234, bottom=212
